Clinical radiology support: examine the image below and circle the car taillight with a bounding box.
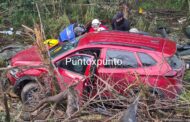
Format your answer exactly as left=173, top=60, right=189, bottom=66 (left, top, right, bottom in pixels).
left=165, top=70, right=177, bottom=77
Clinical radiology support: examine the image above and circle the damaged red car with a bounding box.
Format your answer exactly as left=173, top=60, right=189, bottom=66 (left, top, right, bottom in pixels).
left=7, top=31, right=185, bottom=103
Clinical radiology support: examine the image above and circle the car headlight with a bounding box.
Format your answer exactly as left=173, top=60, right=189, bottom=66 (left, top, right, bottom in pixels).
left=9, top=68, right=19, bottom=78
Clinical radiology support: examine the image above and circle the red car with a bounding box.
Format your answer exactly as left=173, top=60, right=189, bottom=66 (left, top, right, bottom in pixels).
left=7, top=31, right=185, bottom=102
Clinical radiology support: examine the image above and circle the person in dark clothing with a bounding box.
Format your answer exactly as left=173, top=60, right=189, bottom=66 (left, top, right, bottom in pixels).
left=111, top=11, right=131, bottom=31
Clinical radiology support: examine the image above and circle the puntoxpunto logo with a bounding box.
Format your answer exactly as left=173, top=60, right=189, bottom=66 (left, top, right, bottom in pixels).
left=65, top=57, right=123, bottom=66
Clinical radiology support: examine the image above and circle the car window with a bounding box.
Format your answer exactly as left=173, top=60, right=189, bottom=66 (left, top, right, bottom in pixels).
left=138, top=53, right=157, bottom=67
left=105, top=49, right=138, bottom=68
left=59, top=55, right=91, bottom=75
left=167, top=54, right=183, bottom=69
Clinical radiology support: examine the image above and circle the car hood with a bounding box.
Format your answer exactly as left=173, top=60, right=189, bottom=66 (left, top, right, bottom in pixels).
left=11, top=46, right=42, bottom=66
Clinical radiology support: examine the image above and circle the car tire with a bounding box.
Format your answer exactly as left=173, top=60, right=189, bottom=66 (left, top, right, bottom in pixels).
left=21, top=82, right=39, bottom=104
left=20, top=82, right=50, bottom=121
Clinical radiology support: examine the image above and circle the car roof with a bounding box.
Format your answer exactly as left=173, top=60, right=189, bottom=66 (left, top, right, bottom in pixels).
left=78, top=31, right=176, bottom=56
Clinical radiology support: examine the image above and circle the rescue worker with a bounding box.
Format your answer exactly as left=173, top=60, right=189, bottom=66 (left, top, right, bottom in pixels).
left=89, top=19, right=108, bottom=32
left=59, top=23, right=86, bottom=43
left=111, top=11, right=131, bottom=31
left=44, top=23, right=86, bottom=49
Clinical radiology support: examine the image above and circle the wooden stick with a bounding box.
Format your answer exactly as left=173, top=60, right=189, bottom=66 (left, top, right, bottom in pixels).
left=22, top=24, right=34, bottom=33
left=1, top=71, right=10, bottom=122
left=36, top=3, right=46, bottom=40
left=3, top=92, right=10, bottom=122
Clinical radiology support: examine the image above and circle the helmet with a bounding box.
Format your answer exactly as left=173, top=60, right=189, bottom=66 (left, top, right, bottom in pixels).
left=44, top=39, right=59, bottom=48
left=92, top=19, right=101, bottom=25
left=74, top=24, right=86, bottom=37
left=129, top=28, right=139, bottom=33
left=91, top=19, right=101, bottom=28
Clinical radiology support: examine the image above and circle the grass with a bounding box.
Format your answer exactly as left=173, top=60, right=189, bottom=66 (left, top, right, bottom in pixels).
left=0, top=112, right=6, bottom=122
left=0, top=0, right=189, bottom=38
left=184, top=70, right=190, bottom=81
left=180, top=70, right=190, bottom=101
left=141, top=0, right=187, bottom=11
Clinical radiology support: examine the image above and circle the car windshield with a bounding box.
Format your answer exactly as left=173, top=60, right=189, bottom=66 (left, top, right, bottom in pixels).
left=167, top=54, right=183, bottom=69
left=50, top=37, right=81, bottom=58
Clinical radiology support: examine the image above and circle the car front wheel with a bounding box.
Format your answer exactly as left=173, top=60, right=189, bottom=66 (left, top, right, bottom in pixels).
left=21, top=82, right=41, bottom=107
left=20, top=82, right=50, bottom=120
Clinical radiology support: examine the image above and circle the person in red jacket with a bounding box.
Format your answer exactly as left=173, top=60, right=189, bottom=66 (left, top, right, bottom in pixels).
left=89, top=19, right=108, bottom=32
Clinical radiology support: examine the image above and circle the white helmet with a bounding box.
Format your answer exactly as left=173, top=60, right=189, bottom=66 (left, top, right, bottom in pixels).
left=129, top=28, right=139, bottom=33
left=92, top=19, right=101, bottom=25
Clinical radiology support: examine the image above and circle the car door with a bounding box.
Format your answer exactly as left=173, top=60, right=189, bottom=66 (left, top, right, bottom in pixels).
left=97, top=48, right=140, bottom=95
left=55, top=54, right=94, bottom=96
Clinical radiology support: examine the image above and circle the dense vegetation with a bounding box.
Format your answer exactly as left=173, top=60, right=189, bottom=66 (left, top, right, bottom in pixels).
left=0, top=0, right=189, bottom=38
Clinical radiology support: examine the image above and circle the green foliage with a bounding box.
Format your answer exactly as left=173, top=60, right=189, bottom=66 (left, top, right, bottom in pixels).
left=0, top=112, right=6, bottom=122
left=180, top=90, right=190, bottom=101
left=141, top=0, right=187, bottom=10
left=84, top=6, right=96, bottom=22
left=180, top=70, right=190, bottom=101
left=135, top=16, right=150, bottom=31
left=0, top=0, right=189, bottom=38
left=44, top=12, right=70, bottom=38
left=184, top=70, right=190, bottom=81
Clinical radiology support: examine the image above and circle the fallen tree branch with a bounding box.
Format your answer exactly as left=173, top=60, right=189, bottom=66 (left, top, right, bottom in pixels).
left=0, top=71, right=10, bottom=122
left=22, top=25, right=34, bottom=33
left=24, top=80, right=79, bottom=115
left=3, top=91, right=10, bottom=122
left=24, top=90, right=67, bottom=112
left=46, top=103, right=57, bottom=120
left=0, top=45, right=23, bottom=53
